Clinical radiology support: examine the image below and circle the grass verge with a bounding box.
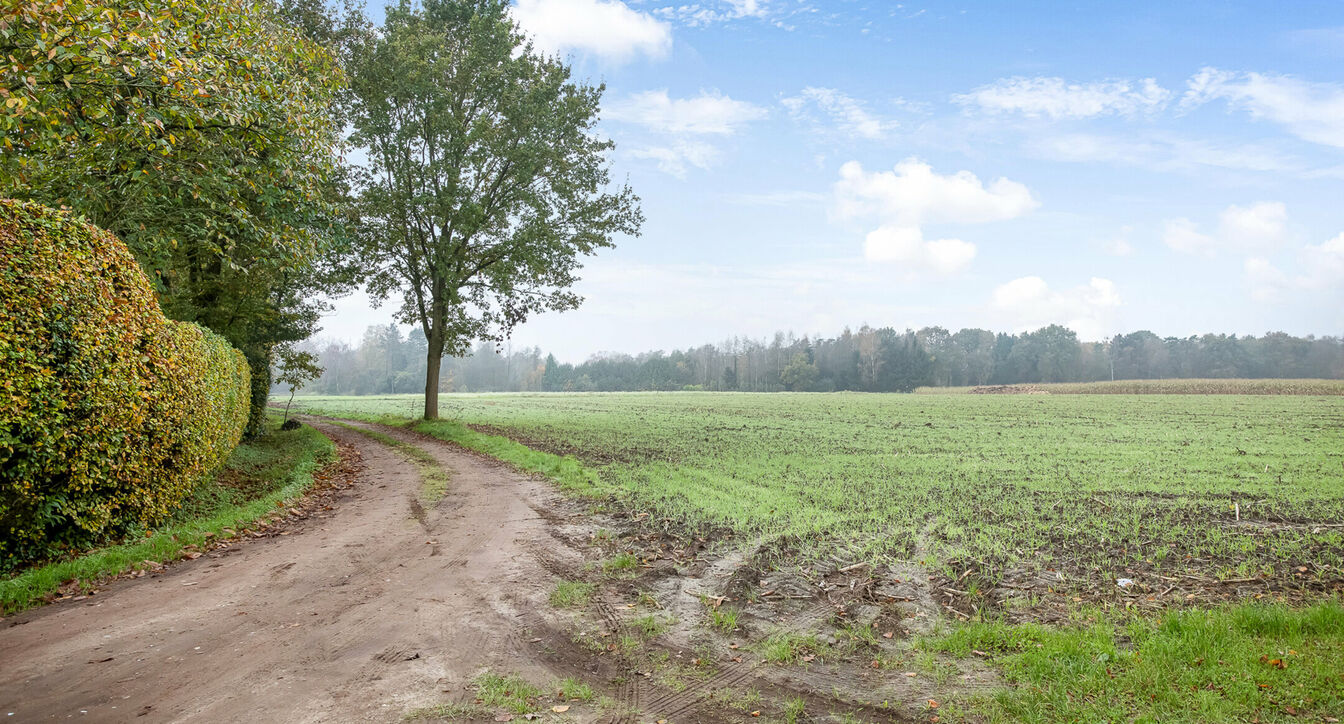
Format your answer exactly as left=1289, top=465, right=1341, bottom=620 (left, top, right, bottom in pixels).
left=326, top=420, right=449, bottom=504
left=283, top=404, right=606, bottom=499
left=411, top=417, right=604, bottom=497
left=925, top=600, right=1344, bottom=723
left=0, top=416, right=336, bottom=615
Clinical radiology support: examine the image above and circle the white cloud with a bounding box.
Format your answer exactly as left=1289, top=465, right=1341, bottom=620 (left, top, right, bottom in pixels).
left=831, top=158, right=1035, bottom=276
left=627, top=140, right=717, bottom=178
left=954, top=76, right=1171, bottom=119
left=782, top=87, right=895, bottom=140
left=1218, top=201, right=1287, bottom=250
left=606, top=90, right=767, bottom=134
left=654, top=0, right=771, bottom=27
left=1299, top=232, right=1344, bottom=291
left=609, top=90, right=766, bottom=178
left=862, top=225, right=976, bottom=274
left=1162, top=218, right=1216, bottom=256
left=1244, top=258, right=1289, bottom=302
left=832, top=158, right=1038, bottom=226
left=726, top=0, right=767, bottom=17
left=1239, top=231, right=1344, bottom=304
left=1164, top=201, right=1288, bottom=256
left=513, top=0, right=671, bottom=63
left=1183, top=67, right=1344, bottom=149
left=990, top=276, right=1121, bottom=340
left=1029, top=132, right=1301, bottom=175
left=1242, top=233, right=1344, bottom=303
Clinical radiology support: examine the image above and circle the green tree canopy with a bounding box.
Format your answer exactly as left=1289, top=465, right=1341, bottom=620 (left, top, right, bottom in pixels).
left=1, top=0, right=353, bottom=435
left=347, top=0, right=642, bottom=419
left=780, top=352, right=819, bottom=391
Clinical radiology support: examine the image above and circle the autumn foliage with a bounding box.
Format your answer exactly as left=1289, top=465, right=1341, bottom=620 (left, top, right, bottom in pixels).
left=0, top=201, right=249, bottom=569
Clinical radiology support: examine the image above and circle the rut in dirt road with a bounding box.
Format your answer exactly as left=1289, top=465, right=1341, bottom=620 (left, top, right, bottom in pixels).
left=0, top=419, right=598, bottom=723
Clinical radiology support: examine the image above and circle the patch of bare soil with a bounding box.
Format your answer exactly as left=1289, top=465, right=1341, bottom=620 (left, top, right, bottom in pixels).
left=933, top=559, right=1344, bottom=626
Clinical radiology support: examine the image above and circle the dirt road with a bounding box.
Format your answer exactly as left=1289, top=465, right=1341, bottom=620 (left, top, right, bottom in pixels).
left=0, top=420, right=603, bottom=723
left=1, top=420, right=947, bottom=723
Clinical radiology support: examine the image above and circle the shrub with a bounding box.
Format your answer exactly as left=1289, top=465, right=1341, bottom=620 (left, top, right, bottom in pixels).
left=0, top=200, right=249, bottom=570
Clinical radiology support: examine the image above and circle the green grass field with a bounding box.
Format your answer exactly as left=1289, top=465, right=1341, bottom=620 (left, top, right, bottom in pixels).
left=294, top=392, right=1344, bottom=607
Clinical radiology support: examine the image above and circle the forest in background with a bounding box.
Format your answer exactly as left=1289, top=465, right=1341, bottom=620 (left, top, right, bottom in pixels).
left=287, top=324, right=1344, bottom=395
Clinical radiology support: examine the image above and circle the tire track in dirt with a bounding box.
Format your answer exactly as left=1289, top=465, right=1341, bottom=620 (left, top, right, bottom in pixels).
left=639, top=661, right=758, bottom=720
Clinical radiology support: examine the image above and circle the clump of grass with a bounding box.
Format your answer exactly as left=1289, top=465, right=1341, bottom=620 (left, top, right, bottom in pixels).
left=549, top=580, right=595, bottom=608
left=602, top=552, right=640, bottom=574
left=473, top=672, right=545, bottom=714
left=634, top=613, right=671, bottom=637
left=710, top=606, right=740, bottom=634
left=837, top=619, right=879, bottom=652
left=407, top=671, right=549, bottom=720
left=760, top=631, right=823, bottom=664
left=927, top=601, right=1344, bottom=721
left=781, top=696, right=806, bottom=723
left=554, top=677, right=594, bottom=702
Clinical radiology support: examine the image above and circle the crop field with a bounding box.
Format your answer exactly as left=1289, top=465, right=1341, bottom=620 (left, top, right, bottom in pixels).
left=915, top=378, right=1344, bottom=395
left=293, top=392, right=1344, bottom=613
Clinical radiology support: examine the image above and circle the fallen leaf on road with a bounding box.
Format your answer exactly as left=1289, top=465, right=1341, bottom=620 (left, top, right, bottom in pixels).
left=551, top=705, right=569, bottom=713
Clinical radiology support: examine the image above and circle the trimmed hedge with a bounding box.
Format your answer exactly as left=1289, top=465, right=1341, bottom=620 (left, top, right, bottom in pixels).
left=0, top=200, right=249, bottom=570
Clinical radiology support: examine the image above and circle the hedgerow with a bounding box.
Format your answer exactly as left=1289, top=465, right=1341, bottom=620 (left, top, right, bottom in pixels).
left=0, top=200, right=249, bottom=570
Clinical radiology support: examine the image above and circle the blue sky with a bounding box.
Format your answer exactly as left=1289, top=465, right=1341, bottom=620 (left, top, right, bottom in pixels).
left=327, top=0, right=1344, bottom=362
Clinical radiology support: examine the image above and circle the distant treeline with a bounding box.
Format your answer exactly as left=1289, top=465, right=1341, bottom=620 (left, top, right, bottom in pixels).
left=288, top=324, right=1344, bottom=395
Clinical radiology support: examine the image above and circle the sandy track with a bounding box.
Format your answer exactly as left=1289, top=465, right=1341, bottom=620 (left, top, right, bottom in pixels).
left=0, top=419, right=595, bottom=723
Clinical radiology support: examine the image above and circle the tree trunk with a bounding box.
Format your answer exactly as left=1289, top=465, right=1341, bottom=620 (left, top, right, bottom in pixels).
left=424, top=350, right=442, bottom=420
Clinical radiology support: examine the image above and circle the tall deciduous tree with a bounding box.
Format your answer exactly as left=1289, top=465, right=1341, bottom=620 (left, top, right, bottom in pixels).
left=779, top=352, right=819, bottom=391
left=347, top=0, right=642, bottom=420
left=0, top=0, right=353, bottom=436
